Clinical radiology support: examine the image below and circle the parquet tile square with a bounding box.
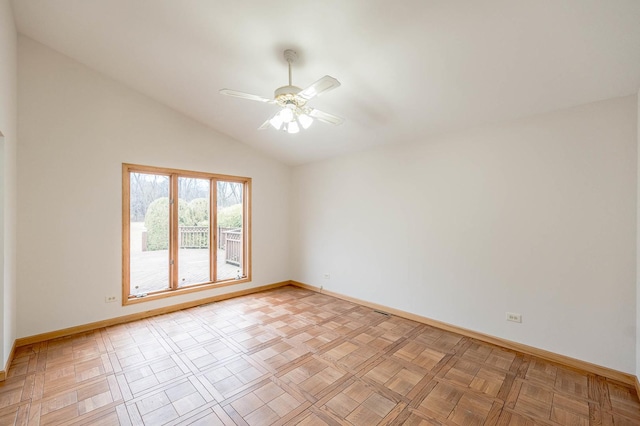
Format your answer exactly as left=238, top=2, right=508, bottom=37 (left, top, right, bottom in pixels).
left=444, top=358, right=481, bottom=387
left=325, top=391, right=360, bottom=417
left=223, top=380, right=309, bottom=424
left=280, top=356, right=347, bottom=401
left=322, top=318, right=365, bottom=336
left=469, top=366, right=506, bottom=397
left=461, top=342, right=494, bottom=363
left=377, top=316, right=420, bottom=339
left=320, top=378, right=398, bottom=425
left=448, top=393, right=493, bottom=425
left=184, top=407, right=233, bottom=426
left=322, top=341, right=359, bottom=362
left=337, top=344, right=380, bottom=372
left=608, top=381, right=640, bottom=421
left=267, top=389, right=301, bottom=416
left=431, top=333, right=464, bottom=353
left=400, top=411, right=442, bottom=425
left=417, top=381, right=464, bottom=419
left=141, top=401, right=179, bottom=425
left=287, top=410, right=327, bottom=425
left=0, top=285, right=638, bottom=425
left=299, top=365, right=344, bottom=396
left=243, top=403, right=279, bottom=425
left=500, top=411, right=539, bottom=425
left=527, top=358, right=558, bottom=386
left=392, top=341, right=446, bottom=372
left=364, top=358, right=404, bottom=384
left=253, top=341, right=310, bottom=372
left=297, top=307, right=335, bottom=325
left=388, top=367, right=425, bottom=395
left=550, top=403, right=589, bottom=425
left=193, top=339, right=239, bottom=368
left=368, top=360, right=426, bottom=398
left=515, top=382, right=553, bottom=419
left=287, top=326, right=343, bottom=353
left=347, top=391, right=397, bottom=425
left=266, top=318, right=311, bottom=338
left=135, top=389, right=170, bottom=416
left=485, top=348, right=517, bottom=371
left=554, top=368, right=589, bottom=398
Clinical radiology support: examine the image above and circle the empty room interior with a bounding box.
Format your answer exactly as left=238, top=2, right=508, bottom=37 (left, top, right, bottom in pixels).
left=1, top=0, right=640, bottom=424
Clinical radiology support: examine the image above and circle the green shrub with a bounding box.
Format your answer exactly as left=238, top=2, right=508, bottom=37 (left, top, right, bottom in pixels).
left=178, top=199, right=190, bottom=226
left=217, top=204, right=242, bottom=228
left=187, top=198, right=209, bottom=227
left=145, top=198, right=239, bottom=251
left=144, top=198, right=169, bottom=251
left=144, top=197, right=190, bottom=250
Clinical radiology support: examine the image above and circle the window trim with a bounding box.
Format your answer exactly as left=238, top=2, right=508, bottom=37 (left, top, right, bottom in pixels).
left=122, top=163, right=252, bottom=305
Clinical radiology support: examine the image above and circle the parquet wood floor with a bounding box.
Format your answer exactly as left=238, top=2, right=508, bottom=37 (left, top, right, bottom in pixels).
left=0, top=285, right=638, bottom=425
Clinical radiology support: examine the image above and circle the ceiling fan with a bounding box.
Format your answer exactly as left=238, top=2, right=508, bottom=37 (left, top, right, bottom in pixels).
left=220, top=49, right=344, bottom=134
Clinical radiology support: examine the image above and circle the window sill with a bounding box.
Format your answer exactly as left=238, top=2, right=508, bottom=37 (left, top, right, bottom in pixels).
left=123, top=277, right=251, bottom=306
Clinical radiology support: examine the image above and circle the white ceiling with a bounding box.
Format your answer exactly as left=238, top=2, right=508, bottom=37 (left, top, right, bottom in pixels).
left=11, top=0, right=640, bottom=165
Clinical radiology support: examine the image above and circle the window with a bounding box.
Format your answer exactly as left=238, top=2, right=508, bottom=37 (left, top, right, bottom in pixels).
left=122, top=164, right=251, bottom=304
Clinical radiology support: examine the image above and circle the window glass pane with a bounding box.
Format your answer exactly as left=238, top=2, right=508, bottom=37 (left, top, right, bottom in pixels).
left=178, top=177, right=211, bottom=287
left=124, top=164, right=251, bottom=304
left=216, top=181, right=243, bottom=281
left=129, top=173, right=170, bottom=295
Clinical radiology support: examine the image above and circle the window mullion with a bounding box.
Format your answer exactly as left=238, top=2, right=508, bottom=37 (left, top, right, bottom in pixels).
left=242, top=180, right=250, bottom=280
left=170, top=174, right=179, bottom=290
left=122, top=167, right=131, bottom=300
left=211, top=178, right=218, bottom=282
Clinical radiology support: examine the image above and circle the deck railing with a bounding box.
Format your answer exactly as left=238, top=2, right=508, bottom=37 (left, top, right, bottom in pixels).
left=223, top=230, right=242, bottom=266
left=142, top=227, right=241, bottom=267
left=217, top=227, right=237, bottom=249
left=179, top=226, right=209, bottom=249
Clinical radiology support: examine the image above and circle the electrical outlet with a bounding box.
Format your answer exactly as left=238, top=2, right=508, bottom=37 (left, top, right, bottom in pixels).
left=105, top=296, right=117, bottom=303
left=506, top=312, right=522, bottom=323
left=323, top=273, right=330, bottom=279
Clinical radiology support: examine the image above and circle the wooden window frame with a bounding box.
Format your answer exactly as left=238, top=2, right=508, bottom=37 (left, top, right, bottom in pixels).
left=122, top=163, right=252, bottom=305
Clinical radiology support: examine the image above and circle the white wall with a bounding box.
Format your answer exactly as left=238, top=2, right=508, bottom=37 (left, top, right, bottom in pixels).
left=292, top=96, right=637, bottom=373
left=12, top=33, right=640, bottom=377
left=17, top=37, right=291, bottom=338
left=0, top=0, right=17, bottom=369
left=637, top=89, right=640, bottom=377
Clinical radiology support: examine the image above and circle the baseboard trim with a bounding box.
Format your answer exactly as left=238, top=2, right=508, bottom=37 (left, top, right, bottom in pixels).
left=290, top=280, right=637, bottom=386
left=8, top=279, right=639, bottom=388
left=15, top=281, right=290, bottom=348
left=0, top=340, right=17, bottom=381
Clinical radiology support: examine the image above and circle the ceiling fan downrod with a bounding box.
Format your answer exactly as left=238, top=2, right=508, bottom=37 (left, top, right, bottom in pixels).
left=284, top=49, right=296, bottom=87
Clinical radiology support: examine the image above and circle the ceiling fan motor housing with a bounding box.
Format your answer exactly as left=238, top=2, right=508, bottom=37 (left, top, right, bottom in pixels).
left=274, top=86, right=306, bottom=108
left=274, top=50, right=308, bottom=109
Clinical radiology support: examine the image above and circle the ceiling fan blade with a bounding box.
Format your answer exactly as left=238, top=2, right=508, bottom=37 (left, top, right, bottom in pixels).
left=219, top=89, right=275, bottom=104
left=309, top=108, right=344, bottom=126
left=298, top=76, right=341, bottom=100
left=258, top=117, right=272, bottom=130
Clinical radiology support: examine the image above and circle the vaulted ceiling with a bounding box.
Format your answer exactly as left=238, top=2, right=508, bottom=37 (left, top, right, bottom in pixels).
left=11, top=0, right=640, bottom=165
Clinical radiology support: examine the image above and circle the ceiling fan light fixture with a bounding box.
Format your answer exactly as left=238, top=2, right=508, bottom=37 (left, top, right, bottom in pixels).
left=280, top=107, right=294, bottom=123
left=287, top=120, right=300, bottom=134
left=269, top=113, right=284, bottom=130
left=298, top=113, right=313, bottom=129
